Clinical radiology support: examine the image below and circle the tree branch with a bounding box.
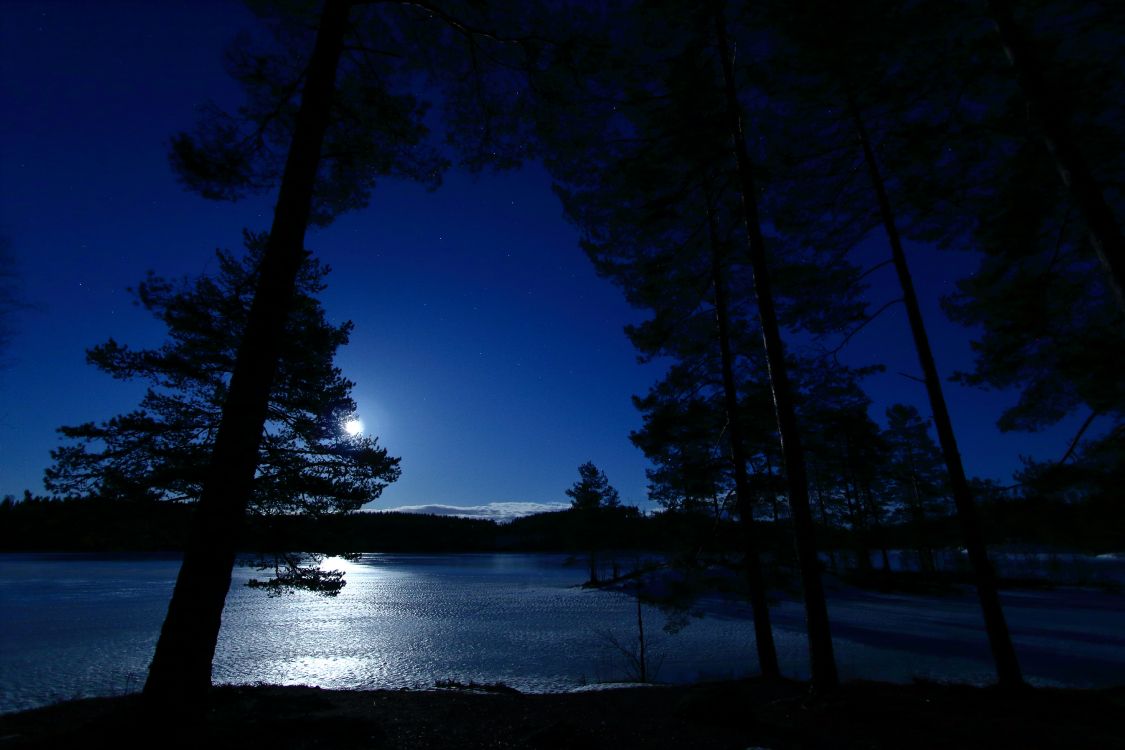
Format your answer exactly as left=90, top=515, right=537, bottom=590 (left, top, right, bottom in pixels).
left=824, top=297, right=903, bottom=363
left=1057, top=410, right=1100, bottom=465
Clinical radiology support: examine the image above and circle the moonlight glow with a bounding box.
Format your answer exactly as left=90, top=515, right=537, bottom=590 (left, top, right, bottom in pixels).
left=344, top=418, right=364, bottom=437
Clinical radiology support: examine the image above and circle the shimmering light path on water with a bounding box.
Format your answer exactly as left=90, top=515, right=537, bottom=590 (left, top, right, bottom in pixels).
left=2, top=553, right=1123, bottom=713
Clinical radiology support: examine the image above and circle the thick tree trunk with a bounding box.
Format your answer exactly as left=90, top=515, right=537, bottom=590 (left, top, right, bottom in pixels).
left=713, top=5, right=838, bottom=691
left=846, top=91, right=1024, bottom=688
left=144, top=0, right=350, bottom=705
left=987, top=0, right=1125, bottom=316
left=706, top=204, right=781, bottom=679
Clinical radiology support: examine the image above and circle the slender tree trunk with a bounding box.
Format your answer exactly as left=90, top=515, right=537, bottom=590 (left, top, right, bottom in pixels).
left=862, top=483, right=890, bottom=573
left=907, top=464, right=935, bottom=573
left=765, top=452, right=781, bottom=523
left=987, top=0, right=1125, bottom=316
left=841, top=434, right=870, bottom=573
left=713, top=5, right=838, bottom=691
left=706, top=202, right=781, bottom=679
left=144, top=0, right=350, bottom=705
left=812, top=477, right=838, bottom=572
left=635, top=590, right=648, bottom=683
left=846, top=90, right=1024, bottom=688
left=842, top=467, right=871, bottom=574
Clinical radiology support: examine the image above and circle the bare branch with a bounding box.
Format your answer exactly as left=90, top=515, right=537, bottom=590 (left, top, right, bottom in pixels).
left=1057, top=410, right=1100, bottom=465
left=824, top=297, right=903, bottom=363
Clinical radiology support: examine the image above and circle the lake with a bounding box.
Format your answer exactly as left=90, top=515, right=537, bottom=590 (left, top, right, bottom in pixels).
left=2, top=552, right=1123, bottom=714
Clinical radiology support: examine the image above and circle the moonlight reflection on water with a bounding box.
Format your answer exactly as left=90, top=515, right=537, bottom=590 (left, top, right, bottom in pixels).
left=1, top=552, right=1124, bottom=714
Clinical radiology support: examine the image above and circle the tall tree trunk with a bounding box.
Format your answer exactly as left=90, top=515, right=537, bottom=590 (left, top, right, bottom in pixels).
left=846, top=90, right=1024, bottom=688
left=858, top=477, right=890, bottom=572
left=987, top=0, right=1125, bottom=315
left=144, top=0, right=350, bottom=705
left=811, top=477, right=838, bottom=572
left=713, top=5, right=838, bottom=691
left=841, top=434, right=872, bottom=574
left=906, top=460, right=936, bottom=573
left=842, top=464, right=871, bottom=574
left=635, top=589, right=648, bottom=683
left=765, top=452, right=781, bottom=524
left=706, top=202, right=781, bottom=679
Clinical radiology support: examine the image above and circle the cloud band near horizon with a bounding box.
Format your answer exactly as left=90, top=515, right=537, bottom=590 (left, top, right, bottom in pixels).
left=366, top=501, right=569, bottom=523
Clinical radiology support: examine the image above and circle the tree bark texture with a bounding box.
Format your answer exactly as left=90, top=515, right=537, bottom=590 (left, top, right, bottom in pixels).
left=988, top=0, right=1125, bottom=316
left=706, top=203, right=781, bottom=679
left=846, top=89, right=1024, bottom=688
left=713, top=3, right=839, bottom=691
left=144, top=0, right=351, bottom=705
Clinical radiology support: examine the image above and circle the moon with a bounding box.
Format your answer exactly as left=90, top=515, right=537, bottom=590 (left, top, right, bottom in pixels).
left=344, top=418, right=363, bottom=437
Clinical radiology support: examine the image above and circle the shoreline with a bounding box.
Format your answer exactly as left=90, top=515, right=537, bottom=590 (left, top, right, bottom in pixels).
left=2, top=679, right=1123, bottom=749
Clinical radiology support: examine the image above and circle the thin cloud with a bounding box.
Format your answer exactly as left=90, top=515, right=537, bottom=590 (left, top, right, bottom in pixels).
left=370, top=502, right=569, bottom=523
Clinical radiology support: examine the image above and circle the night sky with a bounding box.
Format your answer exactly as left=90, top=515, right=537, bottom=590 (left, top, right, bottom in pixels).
left=0, top=1, right=1087, bottom=517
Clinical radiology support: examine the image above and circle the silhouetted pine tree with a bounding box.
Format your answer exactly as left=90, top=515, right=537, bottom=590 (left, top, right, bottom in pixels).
left=547, top=0, right=863, bottom=688
left=46, top=235, right=400, bottom=584
left=711, top=0, right=839, bottom=689
left=540, top=4, right=786, bottom=677
left=883, top=405, right=949, bottom=573
left=941, top=0, right=1125, bottom=511
left=986, top=0, right=1125, bottom=314
left=146, top=0, right=567, bottom=705
left=145, top=0, right=355, bottom=705
left=761, top=0, right=1024, bottom=687
left=565, top=461, right=621, bottom=584
left=798, top=364, right=889, bottom=573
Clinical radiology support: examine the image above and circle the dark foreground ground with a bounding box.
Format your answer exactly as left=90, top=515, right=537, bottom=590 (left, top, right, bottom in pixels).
left=2, top=679, right=1123, bottom=749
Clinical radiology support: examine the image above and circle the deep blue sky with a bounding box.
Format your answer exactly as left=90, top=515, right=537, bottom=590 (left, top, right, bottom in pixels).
left=0, top=1, right=1085, bottom=516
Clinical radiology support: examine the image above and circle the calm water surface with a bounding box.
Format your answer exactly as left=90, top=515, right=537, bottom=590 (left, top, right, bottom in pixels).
left=2, top=552, right=1123, bottom=714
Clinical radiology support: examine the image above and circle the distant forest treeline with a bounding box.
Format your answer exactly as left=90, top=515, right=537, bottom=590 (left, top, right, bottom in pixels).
left=2, top=492, right=1119, bottom=556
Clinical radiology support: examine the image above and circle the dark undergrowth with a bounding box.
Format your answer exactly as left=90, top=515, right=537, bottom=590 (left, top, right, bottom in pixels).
left=1, top=678, right=1123, bottom=749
